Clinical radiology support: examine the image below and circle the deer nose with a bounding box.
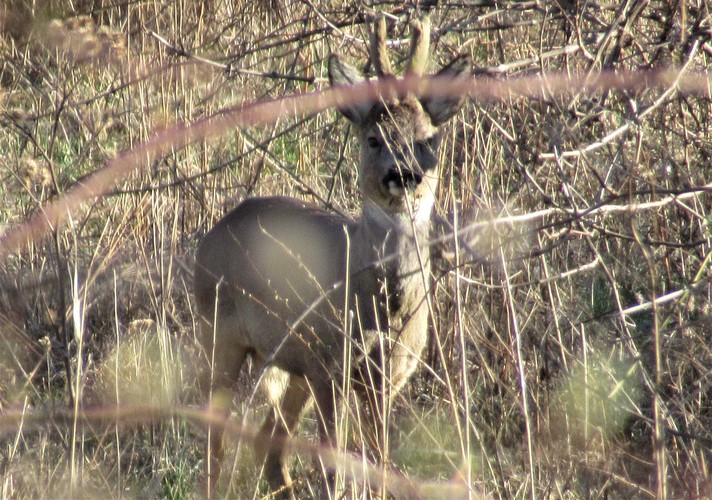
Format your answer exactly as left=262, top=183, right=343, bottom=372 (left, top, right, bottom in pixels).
left=383, top=166, right=423, bottom=193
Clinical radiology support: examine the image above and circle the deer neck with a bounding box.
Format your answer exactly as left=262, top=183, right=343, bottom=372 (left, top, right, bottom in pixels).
left=350, top=198, right=432, bottom=321
left=358, top=198, right=433, bottom=253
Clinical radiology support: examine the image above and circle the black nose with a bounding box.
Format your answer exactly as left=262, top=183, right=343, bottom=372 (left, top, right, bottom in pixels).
left=383, top=167, right=423, bottom=191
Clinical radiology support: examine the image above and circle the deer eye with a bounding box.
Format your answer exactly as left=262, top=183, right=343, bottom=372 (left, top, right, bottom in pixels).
left=367, top=136, right=381, bottom=149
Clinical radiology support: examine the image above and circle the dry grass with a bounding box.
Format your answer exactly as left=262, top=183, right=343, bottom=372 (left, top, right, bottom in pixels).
left=1, top=1, right=711, bottom=498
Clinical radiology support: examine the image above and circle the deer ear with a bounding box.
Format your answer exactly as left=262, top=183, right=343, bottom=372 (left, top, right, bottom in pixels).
left=328, top=54, right=372, bottom=124
left=421, top=54, right=471, bottom=125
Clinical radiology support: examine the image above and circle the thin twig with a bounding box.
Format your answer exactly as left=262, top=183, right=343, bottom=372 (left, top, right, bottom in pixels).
left=148, top=30, right=316, bottom=83
left=540, top=39, right=701, bottom=160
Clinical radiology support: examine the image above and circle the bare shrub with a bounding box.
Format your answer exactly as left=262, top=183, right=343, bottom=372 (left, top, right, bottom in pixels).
left=1, top=1, right=710, bottom=498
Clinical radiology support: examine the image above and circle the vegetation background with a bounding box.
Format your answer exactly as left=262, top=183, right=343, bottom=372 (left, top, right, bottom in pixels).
left=1, top=0, right=710, bottom=498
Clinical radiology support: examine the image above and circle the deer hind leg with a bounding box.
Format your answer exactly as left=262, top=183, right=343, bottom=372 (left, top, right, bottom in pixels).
left=205, top=386, right=232, bottom=497
left=199, top=314, right=248, bottom=497
left=255, top=373, right=311, bottom=499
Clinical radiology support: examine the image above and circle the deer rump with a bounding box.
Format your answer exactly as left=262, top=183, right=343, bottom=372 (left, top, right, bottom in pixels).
left=195, top=196, right=355, bottom=379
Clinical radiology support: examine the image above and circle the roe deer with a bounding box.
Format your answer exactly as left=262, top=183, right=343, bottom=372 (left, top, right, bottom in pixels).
left=194, top=15, right=468, bottom=497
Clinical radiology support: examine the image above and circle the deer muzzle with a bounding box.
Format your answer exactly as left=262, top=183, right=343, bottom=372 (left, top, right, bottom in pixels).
left=383, top=167, right=423, bottom=195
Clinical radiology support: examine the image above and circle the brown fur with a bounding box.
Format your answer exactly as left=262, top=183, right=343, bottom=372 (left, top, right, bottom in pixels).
left=194, top=16, right=468, bottom=498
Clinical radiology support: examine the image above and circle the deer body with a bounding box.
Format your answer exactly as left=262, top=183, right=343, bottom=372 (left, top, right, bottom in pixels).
left=194, top=16, right=467, bottom=497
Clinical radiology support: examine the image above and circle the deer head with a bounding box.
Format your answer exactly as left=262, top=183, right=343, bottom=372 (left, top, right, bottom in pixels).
left=328, top=15, right=469, bottom=220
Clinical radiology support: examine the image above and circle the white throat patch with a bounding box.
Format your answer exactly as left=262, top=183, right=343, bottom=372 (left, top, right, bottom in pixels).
left=362, top=195, right=435, bottom=229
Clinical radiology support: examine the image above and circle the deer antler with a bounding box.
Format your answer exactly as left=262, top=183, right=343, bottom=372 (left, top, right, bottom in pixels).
left=406, top=16, right=431, bottom=76
left=370, top=15, right=393, bottom=77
